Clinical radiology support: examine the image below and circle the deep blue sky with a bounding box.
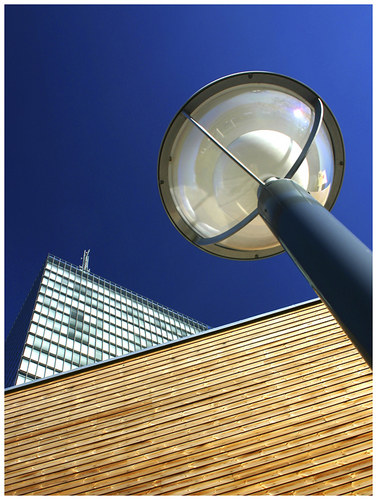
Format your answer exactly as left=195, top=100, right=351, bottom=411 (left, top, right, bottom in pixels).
left=5, top=5, right=372, bottom=335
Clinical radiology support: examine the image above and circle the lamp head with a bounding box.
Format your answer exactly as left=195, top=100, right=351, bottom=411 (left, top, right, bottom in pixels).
left=158, top=72, right=345, bottom=260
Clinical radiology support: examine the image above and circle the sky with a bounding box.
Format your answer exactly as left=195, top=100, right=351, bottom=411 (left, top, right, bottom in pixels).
left=5, top=4, right=372, bottom=336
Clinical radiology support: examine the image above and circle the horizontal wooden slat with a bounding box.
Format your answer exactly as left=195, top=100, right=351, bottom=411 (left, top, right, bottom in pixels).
left=4, top=300, right=372, bottom=496
left=278, top=463, right=372, bottom=496
left=4, top=303, right=335, bottom=405
left=5, top=385, right=372, bottom=483
left=5, top=306, right=336, bottom=410
left=5, top=388, right=372, bottom=481
left=4, top=325, right=354, bottom=425
left=4, top=318, right=344, bottom=414
left=5, top=416, right=372, bottom=495
left=5, top=366, right=370, bottom=464
left=4, top=353, right=367, bottom=457
left=3, top=329, right=357, bottom=433
left=5, top=349, right=368, bottom=440
left=5, top=394, right=371, bottom=479
left=156, top=442, right=372, bottom=496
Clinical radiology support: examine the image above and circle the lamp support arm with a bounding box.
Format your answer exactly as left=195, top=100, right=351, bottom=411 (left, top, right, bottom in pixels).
left=181, top=111, right=265, bottom=186
left=258, top=178, right=372, bottom=368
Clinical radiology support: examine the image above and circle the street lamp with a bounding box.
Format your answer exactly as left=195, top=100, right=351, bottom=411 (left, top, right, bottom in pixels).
left=158, top=71, right=372, bottom=368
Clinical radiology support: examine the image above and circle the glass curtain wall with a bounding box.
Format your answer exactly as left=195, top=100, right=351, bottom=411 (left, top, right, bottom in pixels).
left=14, top=255, right=209, bottom=386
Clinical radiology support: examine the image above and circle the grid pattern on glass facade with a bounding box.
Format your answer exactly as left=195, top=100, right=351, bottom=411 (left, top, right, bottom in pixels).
left=13, top=255, right=209, bottom=386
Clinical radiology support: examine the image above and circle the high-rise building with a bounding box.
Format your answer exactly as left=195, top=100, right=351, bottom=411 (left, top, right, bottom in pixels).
left=5, top=253, right=209, bottom=388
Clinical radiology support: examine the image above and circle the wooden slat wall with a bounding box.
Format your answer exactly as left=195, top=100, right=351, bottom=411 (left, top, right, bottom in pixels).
left=4, top=300, right=372, bottom=496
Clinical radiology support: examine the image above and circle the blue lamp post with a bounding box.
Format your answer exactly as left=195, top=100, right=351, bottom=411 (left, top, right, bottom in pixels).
left=157, top=72, right=372, bottom=368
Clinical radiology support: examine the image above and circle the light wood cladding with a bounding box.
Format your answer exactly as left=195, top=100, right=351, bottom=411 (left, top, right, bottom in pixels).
left=4, top=300, right=372, bottom=496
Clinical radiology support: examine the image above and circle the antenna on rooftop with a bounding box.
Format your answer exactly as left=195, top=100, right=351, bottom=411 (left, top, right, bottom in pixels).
left=80, top=249, right=90, bottom=272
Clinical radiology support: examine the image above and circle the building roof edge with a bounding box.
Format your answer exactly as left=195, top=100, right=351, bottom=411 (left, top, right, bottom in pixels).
left=4, top=296, right=321, bottom=394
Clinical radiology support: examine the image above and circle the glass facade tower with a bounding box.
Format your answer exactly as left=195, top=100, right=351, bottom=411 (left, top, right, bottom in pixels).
left=5, top=254, right=209, bottom=388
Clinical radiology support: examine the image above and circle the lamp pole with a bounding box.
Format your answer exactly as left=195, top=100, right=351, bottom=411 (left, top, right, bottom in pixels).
left=158, top=71, right=372, bottom=369
left=258, top=178, right=372, bottom=368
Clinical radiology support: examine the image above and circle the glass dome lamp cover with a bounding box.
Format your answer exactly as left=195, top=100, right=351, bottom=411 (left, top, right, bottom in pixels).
left=158, top=71, right=345, bottom=260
